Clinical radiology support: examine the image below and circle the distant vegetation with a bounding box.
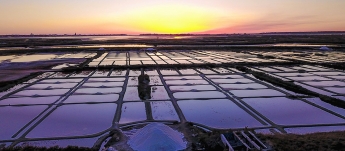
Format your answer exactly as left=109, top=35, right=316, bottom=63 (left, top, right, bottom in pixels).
left=258, top=131, right=345, bottom=151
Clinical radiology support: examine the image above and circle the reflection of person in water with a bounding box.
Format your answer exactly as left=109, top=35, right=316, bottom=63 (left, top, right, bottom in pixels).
left=138, top=71, right=151, bottom=100
left=138, top=69, right=154, bottom=120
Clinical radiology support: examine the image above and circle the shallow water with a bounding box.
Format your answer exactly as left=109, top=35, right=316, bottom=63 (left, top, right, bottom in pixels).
left=163, top=76, right=202, bottom=80
left=286, top=76, right=331, bottom=81
left=151, top=101, right=179, bottom=121
left=73, top=87, right=122, bottom=95
left=91, top=70, right=110, bottom=77
left=48, top=72, right=71, bottom=78
left=0, top=96, right=60, bottom=105
left=327, top=76, right=345, bottom=80
left=63, top=94, right=119, bottom=103
left=165, top=79, right=208, bottom=85
left=178, top=99, right=263, bottom=129
left=173, top=91, right=226, bottom=99
left=120, top=102, right=146, bottom=124
left=178, top=69, right=199, bottom=75
left=69, top=71, right=93, bottom=78
left=305, top=97, right=345, bottom=117
left=242, top=97, right=344, bottom=125
left=195, top=68, right=217, bottom=74
left=206, top=75, right=243, bottom=79
left=127, top=76, right=163, bottom=86
left=0, top=105, right=47, bottom=140
left=123, top=86, right=170, bottom=101
left=13, top=89, right=70, bottom=97
left=0, top=84, right=28, bottom=98
left=229, top=89, right=285, bottom=97
left=160, top=69, right=179, bottom=75
left=26, top=103, right=116, bottom=138
left=303, top=81, right=345, bottom=87
left=26, top=83, right=77, bottom=89
left=294, top=82, right=334, bottom=96
left=81, top=82, right=124, bottom=88
left=219, top=83, right=267, bottom=90
left=211, top=78, right=254, bottom=84
left=17, top=137, right=98, bottom=148
left=39, top=79, right=83, bottom=83
left=274, top=73, right=313, bottom=77
left=87, top=77, right=125, bottom=82
left=210, top=68, right=233, bottom=74
left=109, top=70, right=127, bottom=76
left=169, top=85, right=216, bottom=91
left=324, top=87, right=345, bottom=94
left=311, top=72, right=345, bottom=76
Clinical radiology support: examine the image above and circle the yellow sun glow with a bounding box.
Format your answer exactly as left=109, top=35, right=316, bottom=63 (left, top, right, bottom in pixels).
left=115, top=4, right=225, bottom=34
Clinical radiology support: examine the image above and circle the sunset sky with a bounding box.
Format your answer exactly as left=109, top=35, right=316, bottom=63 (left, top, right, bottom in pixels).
left=1, top=0, right=345, bottom=34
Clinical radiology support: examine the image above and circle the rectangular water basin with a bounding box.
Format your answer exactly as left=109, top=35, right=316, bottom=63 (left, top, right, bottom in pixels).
left=163, top=76, right=202, bottom=80
left=151, top=101, right=180, bottom=121
left=271, top=67, right=297, bottom=72
left=87, top=78, right=125, bottom=82
left=274, top=73, right=313, bottom=77
left=324, top=87, right=345, bottom=94
left=0, top=96, right=60, bottom=105
left=26, top=83, right=77, bottom=89
left=303, top=81, right=345, bottom=87
left=160, top=69, right=179, bottom=75
left=311, top=72, right=345, bottom=76
left=39, top=79, right=83, bottom=84
left=242, top=97, right=344, bottom=125
left=74, top=88, right=122, bottom=95
left=195, top=68, right=217, bottom=74
left=26, top=103, right=116, bottom=138
left=109, top=70, right=127, bottom=76
left=119, top=102, right=146, bottom=124
left=81, top=82, right=124, bottom=88
left=210, top=68, right=234, bottom=74
left=169, top=85, right=216, bottom=92
left=326, top=76, right=345, bottom=80
left=220, top=83, right=267, bottom=90
left=173, top=91, right=226, bottom=99
left=91, top=70, right=110, bottom=77
left=165, top=79, right=208, bottom=85
left=17, top=137, right=99, bottom=148
left=63, top=94, right=119, bottom=104
left=127, top=76, right=163, bottom=86
left=123, top=86, right=170, bottom=101
left=178, top=69, right=199, bottom=75
left=305, top=97, right=345, bottom=117
left=0, top=105, right=47, bottom=140
left=177, top=99, right=263, bottom=129
left=12, top=89, right=70, bottom=97
left=286, top=76, right=332, bottom=81
left=229, top=89, right=285, bottom=97
left=294, top=82, right=334, bottom=96
left=49, top=72, right=71, bottom=78
left=69, top=71, right=93, bottom=78
left=206, top=75, right=243, bottom=79
left=211, top=78, right=254, bottom=84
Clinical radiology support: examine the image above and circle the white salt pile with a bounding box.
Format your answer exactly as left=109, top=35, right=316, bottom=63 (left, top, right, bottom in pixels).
left=128, top=123, right=186, bottom=151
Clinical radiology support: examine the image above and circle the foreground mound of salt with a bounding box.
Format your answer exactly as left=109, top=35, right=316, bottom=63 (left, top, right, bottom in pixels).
left=128, top=123, right=186, bottom=151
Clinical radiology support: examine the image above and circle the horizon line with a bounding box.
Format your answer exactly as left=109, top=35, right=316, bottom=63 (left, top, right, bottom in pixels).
left=1, top=31, right=345, bottom=36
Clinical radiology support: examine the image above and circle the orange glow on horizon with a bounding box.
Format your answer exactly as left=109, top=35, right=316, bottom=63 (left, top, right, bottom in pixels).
left=105, top=4, right=246, bottom=34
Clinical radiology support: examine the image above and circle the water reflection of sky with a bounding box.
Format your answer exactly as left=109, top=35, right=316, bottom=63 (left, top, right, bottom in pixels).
left=1, top=55, right=345, bottom=147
